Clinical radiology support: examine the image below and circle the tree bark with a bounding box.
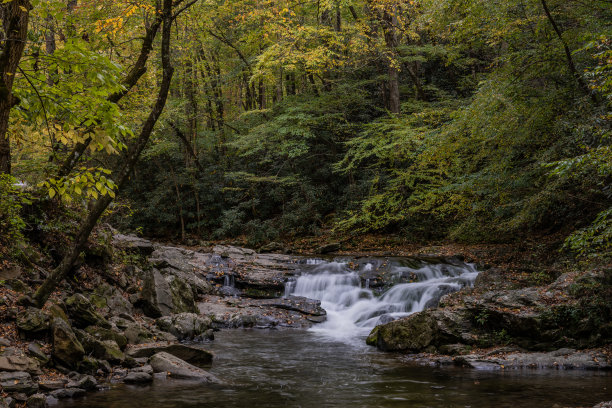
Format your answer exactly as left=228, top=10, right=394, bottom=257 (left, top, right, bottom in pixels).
left=34, top=0, right=178, bottom=307
left=382, top=9, right=400, bottom=114
left=0, top=0, right=32, bottom=174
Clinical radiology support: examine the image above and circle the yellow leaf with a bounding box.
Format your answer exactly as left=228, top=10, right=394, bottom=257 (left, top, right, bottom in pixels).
left=49, top=189, right=56, bottom=199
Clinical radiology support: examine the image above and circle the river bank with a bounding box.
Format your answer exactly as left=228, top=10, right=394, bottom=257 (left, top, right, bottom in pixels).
left=0, top=230, right=610, bottom=407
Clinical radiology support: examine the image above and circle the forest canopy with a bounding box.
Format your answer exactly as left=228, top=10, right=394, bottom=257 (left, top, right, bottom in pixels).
left=0, top=0, right=610, bottom=262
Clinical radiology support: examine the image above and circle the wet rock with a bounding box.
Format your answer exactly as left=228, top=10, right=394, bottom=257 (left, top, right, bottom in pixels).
left=263, top=296, right=326, bottom=316
left=127, top=343, right=213, bottom=366
left=49, top=388, right=86, bottom=399
left=0, top=372, right=38, bottom=394
left=150, top=352, right=221, bottom=383
left=367, top=310, right=471, bottom=352
left=137, top=269, right=174, bottom=317
left=25, top=394, right=46, bottom=408
left=155, top=313, right=212, bottom=340
left=124, top=371, right=153, bottom=384
left=16, top=308, right=49, bottom=338
left=66, top=375, right=97, bottom=391
left=112, top=234, right=155, bottom=256
left=65, top=294, right=110, bottom=329
left=453, top=349, right=612, bottom=370
left=227, top=314, right=257, bottom=328
left=51, top=318, right=85, bottom=369
left=0, top=347, right=42, bottom=374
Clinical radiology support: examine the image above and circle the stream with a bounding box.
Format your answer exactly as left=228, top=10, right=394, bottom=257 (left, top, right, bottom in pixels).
left=57, top=257, right=611, bottom=407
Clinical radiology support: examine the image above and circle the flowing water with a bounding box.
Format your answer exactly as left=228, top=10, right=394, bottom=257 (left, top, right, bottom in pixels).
left=57, top=257, right=612, bottom=407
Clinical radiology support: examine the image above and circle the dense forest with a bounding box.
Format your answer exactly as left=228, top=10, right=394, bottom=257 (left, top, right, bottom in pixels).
left=1, top=2, right=612, bottom=406
left=1, top=0, right=611, bottom=262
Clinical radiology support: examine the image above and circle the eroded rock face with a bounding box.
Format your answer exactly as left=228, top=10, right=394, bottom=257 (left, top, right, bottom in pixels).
left=0, top=347, right=41, bottom=374
left=51, top=318, right=84, bottom=369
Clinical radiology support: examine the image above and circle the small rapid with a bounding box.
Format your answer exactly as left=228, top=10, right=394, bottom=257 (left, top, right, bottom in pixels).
left=285, top=257, right=479, bottom=341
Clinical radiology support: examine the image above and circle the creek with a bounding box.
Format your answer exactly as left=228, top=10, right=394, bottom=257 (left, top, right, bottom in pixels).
left=58, top=257, right=611, bottom=407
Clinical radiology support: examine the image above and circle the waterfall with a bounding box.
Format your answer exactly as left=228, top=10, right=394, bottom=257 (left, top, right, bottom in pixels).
left=224, top=274, right=235, bottom=288
left=285, top=258, right=478, bottom=340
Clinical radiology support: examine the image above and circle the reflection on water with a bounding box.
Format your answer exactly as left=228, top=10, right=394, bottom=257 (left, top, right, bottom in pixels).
left=58, top=330, right=611, bottom=408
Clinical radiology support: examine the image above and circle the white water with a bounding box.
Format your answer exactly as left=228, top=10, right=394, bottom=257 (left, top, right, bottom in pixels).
left=286, top=259, right=478, bottom=342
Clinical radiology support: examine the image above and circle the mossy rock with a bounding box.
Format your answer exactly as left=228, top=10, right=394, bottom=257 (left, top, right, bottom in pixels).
left=51, top=318, right=85, bottom=369
left=16, top=307, right=50, bottom=337
left=65, top=294, right=111, bottom=329
left=85, top=326, right=128, bottom=350
left=168, top=275, right=198, bottom=314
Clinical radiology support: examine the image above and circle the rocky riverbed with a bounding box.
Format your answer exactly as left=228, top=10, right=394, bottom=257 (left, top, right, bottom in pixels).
left=0, top=233, right=610, bottom=407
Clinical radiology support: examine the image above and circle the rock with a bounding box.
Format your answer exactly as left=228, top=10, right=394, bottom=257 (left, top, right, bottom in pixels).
left=70, top=375, right=97, bottom=391
left=123, top=372, right=152, bottom=384
left=85, top=326, right=128, bottom=350
left=25, top=394, right=46, bottom=408
left=127, top=343, right=213, bottom=366
left=45, top=396, right=57, bottom=406
left=46, top=303, right=69, bottom=323
left=16, top=308, right=49, bottom=337
left=65, top=294, right=111, bottom=329
left=367, top=309, right=471, bottom=352
left=166, top=275, right=198, bottom=314
left=6, top=279, right=28, bottom=293
left=51, top=318, right=85, bottom=368
left=0, top=265, right=22, bottom=280
left=77, top=330, right=124, bottom=364
left=0, top=347, right=42, bottom=374
left=155, top=313, right=212, bottom=340
left=0, top=372, right=38, bottom=394
left=49, top=388, right=86, bottom=399
left=317, top=243, right=341, bottom=254
left=0, top=337, right=11, bottom=347
left=4, top=397, right=15, bottom=408
left=112, top=234, right=155, bottom=256
left=258, top=242, right=284, bottom=253
left=149, top=352, right=221, bottom=383
left=263, top=296, right=326, bottom=316
left=122, top=323, right=155, bottom=345
left=594, top=402, right=612, bottom=408
left=0, top=398, right=8, bottom=408
left=137, top=269, right=174, bottom=317
left=38, top=379, right=67, bottom=391
left=27, top=343, right=49, bottom=365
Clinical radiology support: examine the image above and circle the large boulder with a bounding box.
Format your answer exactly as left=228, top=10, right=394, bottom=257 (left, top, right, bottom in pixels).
left=65, top=294, right=110, bottom=329
left=127, top=343, right=213, bottom=366
left=16, top=308, right=49, bottom=338
left=367, top=309, right=473, bottom=352
left=155, top=313, right=212, bottom=340
left=149, top=352, right=221, bottom=383
left=137, top=269, right=174, bottom=317
left=51, top=318, right=84, bottom=368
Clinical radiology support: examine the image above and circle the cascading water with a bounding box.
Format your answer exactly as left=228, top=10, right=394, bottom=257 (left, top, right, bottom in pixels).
left=285, top=258, right=478, bottom=341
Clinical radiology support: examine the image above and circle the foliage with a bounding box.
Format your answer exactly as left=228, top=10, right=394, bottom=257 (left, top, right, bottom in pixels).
left=0, top=175, right=30, bottom=248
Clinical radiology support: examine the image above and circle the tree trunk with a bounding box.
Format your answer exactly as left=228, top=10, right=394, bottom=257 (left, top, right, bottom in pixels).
left=382, top=9, right=400, bottom=114
left=0, top=0, right=32, bottom=174
left=33, top=0, right=178, bottom=307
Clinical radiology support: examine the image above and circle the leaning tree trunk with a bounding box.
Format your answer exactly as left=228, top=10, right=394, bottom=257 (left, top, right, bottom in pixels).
left=0, top=0, right=32, bottom=174
left=33, top=0, right=177, bottom=307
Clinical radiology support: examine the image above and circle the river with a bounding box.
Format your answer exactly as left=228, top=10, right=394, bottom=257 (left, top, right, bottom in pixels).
left=58, top=257, right=611, bottom=407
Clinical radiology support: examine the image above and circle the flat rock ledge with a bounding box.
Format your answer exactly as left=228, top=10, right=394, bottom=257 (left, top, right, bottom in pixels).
left=400, top=347, right=612, bottom=371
